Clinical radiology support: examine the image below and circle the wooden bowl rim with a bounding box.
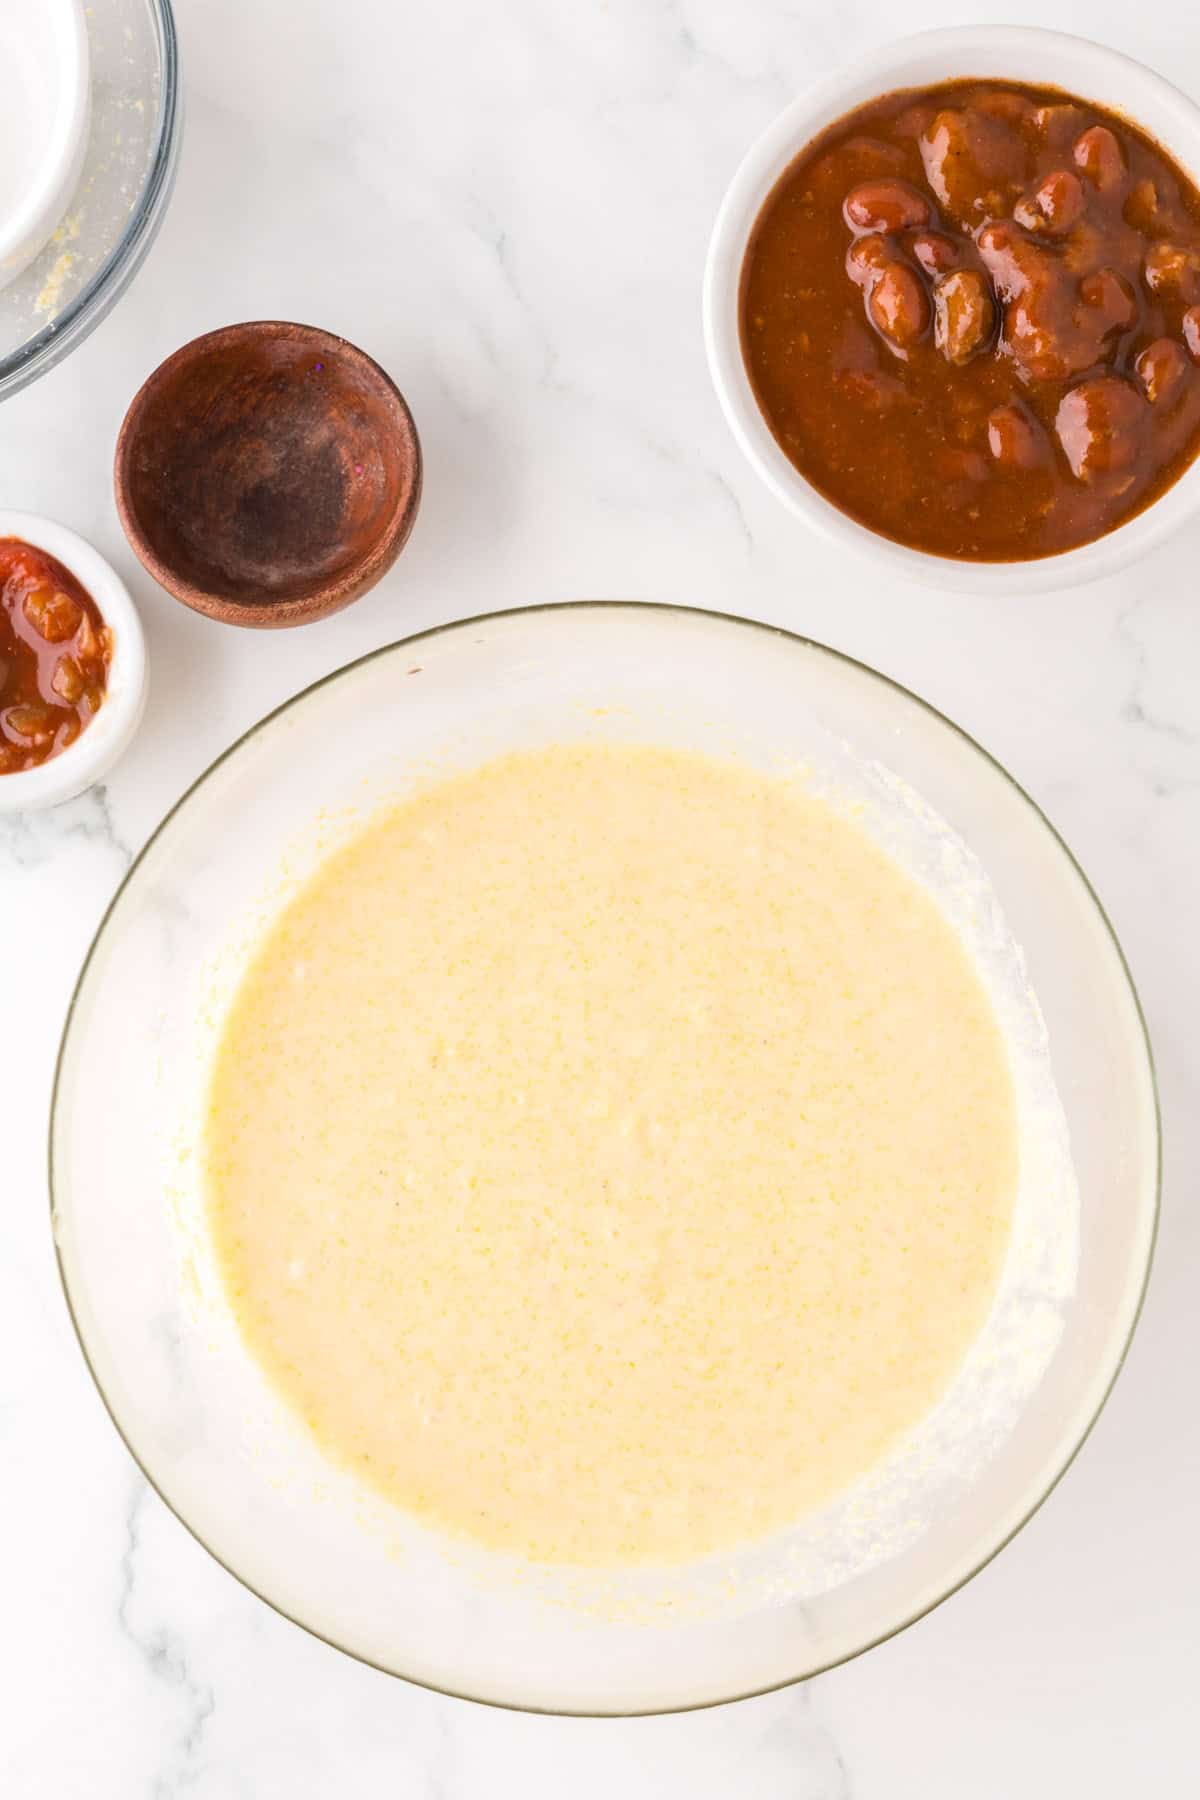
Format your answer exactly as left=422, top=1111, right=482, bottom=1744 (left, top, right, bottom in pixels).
left=113, top=320, right=422, bottom=629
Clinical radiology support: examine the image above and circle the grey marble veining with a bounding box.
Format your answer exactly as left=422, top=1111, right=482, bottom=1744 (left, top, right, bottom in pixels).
left=1, top=0, right=1197, bottom=1793
left=0, top=782, right=132, bottom=873
left=116, top=1481, right=217, bottom=1794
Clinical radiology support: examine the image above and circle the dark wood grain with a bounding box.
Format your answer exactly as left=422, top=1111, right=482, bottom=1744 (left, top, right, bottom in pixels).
left=114, top=322, right=422, bottom=627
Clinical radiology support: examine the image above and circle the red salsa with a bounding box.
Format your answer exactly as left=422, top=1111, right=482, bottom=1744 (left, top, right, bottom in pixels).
left=0, top=539, right=112, bottom=774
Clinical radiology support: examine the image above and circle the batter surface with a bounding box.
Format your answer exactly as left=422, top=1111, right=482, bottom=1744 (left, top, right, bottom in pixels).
left=205, top=744, right=1018, bottom=1566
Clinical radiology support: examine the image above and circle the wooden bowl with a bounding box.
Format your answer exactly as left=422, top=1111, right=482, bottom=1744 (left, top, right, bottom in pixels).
left=114, top=322, right=422, bottom=628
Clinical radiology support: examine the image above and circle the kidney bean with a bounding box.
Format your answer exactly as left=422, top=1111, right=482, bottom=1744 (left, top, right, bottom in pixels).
left=1056, top=377, right=1147, bottom=481
left=1123, top=178, right=1161, bottom=232
left=868, top=260, right=930, bottom=351
left=975, top=220, right=1045, bottom=298
left=932, top=268, right=996, bottom=364
left=1143, top=241, right=1200, bottom=302
left=976, top=224, right=1068, bottom=378
left=1033, top=102, right=1087, bottom=146
left=1136, top=337, right=1191, bottom=405
left=845, top=233, right=889, bottom=286
left=843, top=179, right=932, bottom=234
left=1078, top=267, right=1138, bottom=332
left=1004, top=295, right=1069, bottom=380
left=908, top=230, right=960, bottom=276
left=1074, top=125, right=1125, bottom=191
left=921, top=110, right=1024, bottom=223
left=975, top=89, right=1034, bottom=126
left=978, top=224, right=1128, bottom=380
left=1183, top=306, right=1200, bottom=360
left=1013, top=169, right=1085, bottom=236
left=987, top=402, right=1049, bottom=470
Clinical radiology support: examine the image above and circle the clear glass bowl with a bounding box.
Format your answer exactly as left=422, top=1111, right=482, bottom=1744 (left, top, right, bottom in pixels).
left=50, top=604, right=1159, bottom=1714
left=0, top=0, right=180, bottom=403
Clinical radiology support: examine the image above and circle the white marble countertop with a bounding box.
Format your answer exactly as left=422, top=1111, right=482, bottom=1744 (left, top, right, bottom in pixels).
left=2, top=0, right=1197, bottom=1792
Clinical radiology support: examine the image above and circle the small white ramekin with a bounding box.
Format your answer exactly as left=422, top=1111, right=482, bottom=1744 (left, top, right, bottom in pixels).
left=704, top=26, right=1200, bottom=594
left=0, top=0, right=91, bottom=288
left=0, top=511, right=147, bottom=813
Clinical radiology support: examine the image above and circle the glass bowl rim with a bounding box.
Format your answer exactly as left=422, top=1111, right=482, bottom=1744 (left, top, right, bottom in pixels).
left=0, top=0, right=181, bottom=404
left=47, top=599, right=1163, bottom=1716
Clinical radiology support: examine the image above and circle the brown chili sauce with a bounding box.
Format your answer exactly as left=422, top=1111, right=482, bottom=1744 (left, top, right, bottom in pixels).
left=740, top=80, right=1200, bottom=560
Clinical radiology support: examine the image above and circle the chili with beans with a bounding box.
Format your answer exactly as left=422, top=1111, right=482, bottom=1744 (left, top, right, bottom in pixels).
left=740, top=80, right=1200, bottom=560
left=0, top=540, right=112, bottom=774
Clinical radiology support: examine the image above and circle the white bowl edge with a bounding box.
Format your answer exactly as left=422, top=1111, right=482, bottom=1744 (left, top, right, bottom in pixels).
left=0, top=0, right=92, bottom=284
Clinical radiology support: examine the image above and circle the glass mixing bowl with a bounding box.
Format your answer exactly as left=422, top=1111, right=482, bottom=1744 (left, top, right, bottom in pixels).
left=0, top=0, right=180, bottom=403
left=50, top=604, right=1159, bottom=1714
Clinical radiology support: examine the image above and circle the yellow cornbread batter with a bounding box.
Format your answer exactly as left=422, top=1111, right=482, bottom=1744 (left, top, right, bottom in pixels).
left=205, top=744, right=1017, bottom=1566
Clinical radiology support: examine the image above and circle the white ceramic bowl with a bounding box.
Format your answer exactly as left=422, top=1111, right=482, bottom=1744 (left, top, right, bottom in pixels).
left=0, top=511, right=147, bottom=812
left=0, top=0, right=91, bottom=288
left=704, top=26, right=1200, bottom=594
